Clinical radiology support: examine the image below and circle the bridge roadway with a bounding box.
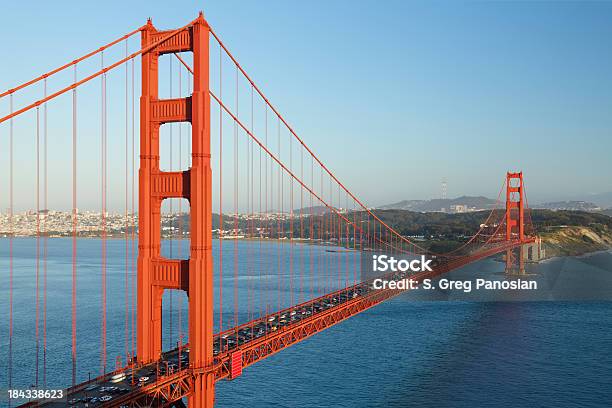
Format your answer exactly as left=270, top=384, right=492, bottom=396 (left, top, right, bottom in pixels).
left=21, top=239, right=530, bottom=408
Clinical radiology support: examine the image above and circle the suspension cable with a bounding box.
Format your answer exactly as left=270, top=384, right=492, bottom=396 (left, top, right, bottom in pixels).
left=71, top=63, right=78, bottom=387
left=43, top=77, right=48, bottom=387
left=210, top=91, right=410, bottom=255
left=169, top=54, right=174, bottom=349
left=7, top=95, right=15, bottom=408
left=208, top=28, right=430, bottom=255
left=0, top=28, right=140, bottom=99
left=218, top=44, right=223, bottom=336
left=8, top=94, right=14, bottom=408
left=35, top=105, right=40, bottom=386
left=124, top=38, right=130, bottom=363
left=130, top=56, right=136, bottom=361
left=0, top=18, right=199, bottom=124
left=100, top=51, right=108, bottom=375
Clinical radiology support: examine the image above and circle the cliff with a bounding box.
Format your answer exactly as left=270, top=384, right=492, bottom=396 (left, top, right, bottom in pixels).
left=540, top=225, right=612, bottom=258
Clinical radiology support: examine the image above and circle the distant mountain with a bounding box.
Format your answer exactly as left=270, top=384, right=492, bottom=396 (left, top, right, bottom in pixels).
left=580, top=192, right=612, bottom=209
left=379, top=196, right=496, bottom=213
left=378, top=199, right=427, bottom=211
left=534, top=201, right=602, bottom=211
left=295, top=205, right=332, bottom=215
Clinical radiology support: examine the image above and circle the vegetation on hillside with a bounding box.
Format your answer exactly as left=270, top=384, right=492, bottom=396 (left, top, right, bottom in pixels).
left=175, top=209, right=612, bottom=256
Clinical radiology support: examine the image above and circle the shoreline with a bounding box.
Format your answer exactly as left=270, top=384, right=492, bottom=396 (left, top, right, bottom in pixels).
left=1, top=235, right=610, bottom=260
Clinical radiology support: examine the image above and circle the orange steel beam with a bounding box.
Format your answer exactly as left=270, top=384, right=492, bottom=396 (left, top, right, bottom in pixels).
left=137, top=12, right=214, bottom=408
left=188, top=13, right=215, bottom=408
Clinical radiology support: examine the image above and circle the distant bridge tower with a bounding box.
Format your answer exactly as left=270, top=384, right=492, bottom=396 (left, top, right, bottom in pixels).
left=137, top=13, right=214, bottom=407
left=505, top=172, right=525, bottom=274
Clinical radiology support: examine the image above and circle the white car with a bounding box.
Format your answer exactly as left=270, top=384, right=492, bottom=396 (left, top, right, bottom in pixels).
left=110, top=373, right=126, bottom=383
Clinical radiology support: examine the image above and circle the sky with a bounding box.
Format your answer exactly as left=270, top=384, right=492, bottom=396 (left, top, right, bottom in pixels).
left=1, top=0, right=612, bottom=212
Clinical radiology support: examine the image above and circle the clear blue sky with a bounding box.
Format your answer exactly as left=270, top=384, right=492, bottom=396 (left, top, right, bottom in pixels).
left=1, top=0, right=611, bottom=211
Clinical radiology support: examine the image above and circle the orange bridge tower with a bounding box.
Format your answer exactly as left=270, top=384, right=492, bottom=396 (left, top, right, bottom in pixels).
left=505, top=171, right=525, bottom=274
left=137, top=13, right=215, bottom=407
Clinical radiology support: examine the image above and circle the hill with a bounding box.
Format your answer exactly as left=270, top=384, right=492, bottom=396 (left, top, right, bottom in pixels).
left=598, top=208, right=612, bottom=217
left=379, top=196, right=496, bottom=212
left=370, top=209, right=612, bottom=256
left=533, top=201, right=601, bottom=211
left=580, top=192, right=612, bottom=208
left=168, top=209, right=612, bottom=257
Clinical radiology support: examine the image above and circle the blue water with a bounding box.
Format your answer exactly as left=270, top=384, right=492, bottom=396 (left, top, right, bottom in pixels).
left=1, top=238, right=611, bottom=407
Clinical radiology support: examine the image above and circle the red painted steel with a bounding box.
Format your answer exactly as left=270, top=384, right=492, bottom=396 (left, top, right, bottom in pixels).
left=230, top=351, right=243, bottom=379
left=505, top=172, right=526, bottom=273
left=0, top=28, right=140, bottom=99
left=0, top=19, right=198, bottom=125
left=137, top=13, right=214, bottom=407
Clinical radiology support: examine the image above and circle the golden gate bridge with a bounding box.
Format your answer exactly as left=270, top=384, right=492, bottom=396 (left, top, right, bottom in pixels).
left=0, top=13, right=537, bottom=407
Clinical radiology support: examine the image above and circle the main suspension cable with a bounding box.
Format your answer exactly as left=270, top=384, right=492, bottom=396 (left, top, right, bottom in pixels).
left=0, top=28, right=140, bottom=99
left=1, top=18, right=199, bottom=124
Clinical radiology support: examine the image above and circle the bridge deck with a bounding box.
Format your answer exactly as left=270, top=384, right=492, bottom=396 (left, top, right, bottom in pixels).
left=21, top=240, right=530, bottom=408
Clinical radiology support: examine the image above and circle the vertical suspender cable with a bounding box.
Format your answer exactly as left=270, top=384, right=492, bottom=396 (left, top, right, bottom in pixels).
left=270, top=111, right=276, bottom=317
left=326, top=171, right=330, bottom=292
left=264, top=105, right=268, bottom=324
left=356, top=202, right=360, bottom=284
left=345, top=191, right=348, bottom=289
left=101, top=51, right=107, bottom=375
left=124, top=40, right=129, bottom=362
left=271, top=110, right=277, bottom=313
left=250, top=97, right=254, bottom=326
left=249, top=85, right=253, bottom=326
left=299, top=142, right=304, bottom=303
left=320, top=167, right=325, bottom=299
left=218, top=45, right=223, bottom=338
left=233, top=65, right=238, bottom=330
left=321, top=171, right=326, bottom=296
left=36, top=105, right=40, bottom=387
left=328, top=177, right=332, bottom=292
left=277, top=116, right=281, bottom=311
left=245, top=86, right=250, bottom=323
left=340, top=186, right=343, bottom=289
left=130, top=57, right=136, bottom=360
left=309, top=155, right=314, bottom=302
left=8, top=94, right=14, bottom=408
left=326, top=176, right=330, bottom=292
left=72, top=64, right=78, bottom=386
left=251, top=93, right=255, bottom=326
left=289, top=127, right=294, bottom=307
left=169, top=56, right=174, bottom=348
left=251, top=96, right=255, bottom=325
left=258, top=99, right=263, bottom=319
left=178, top=57, right=183, bottom=349
left=43, top=78, right=48, bottom=387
